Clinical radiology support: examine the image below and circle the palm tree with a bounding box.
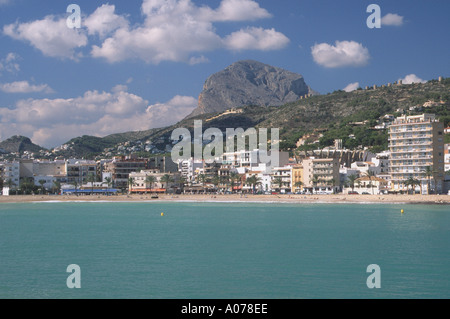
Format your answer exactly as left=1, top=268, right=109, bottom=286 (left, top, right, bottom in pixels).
left=20, top=179, right=35, bottom=195
left=424, top=166, right=434, bottom=195
left=144, top=175, right=156, bottom=193
left=86, top=173, right=96, bottom=194
left=294, top=181, right=303, bottom=192
left=272, top=177, right=283, bottom=192
left=211, top=175, right=220, bottom=191
left=347, top=174, right=358, bottom=192
left=5, top=178, right=15, bottom=189
left=72, top=180, right=79, bottom=196
left=220, top=175, right=230, bottom=192
left=229, top=172, right=240, bottom=193
left=127, top=177, right=136, bottom=194
left=160, top=174, right=174, bottom=194
left=179, top=176, right=187, bottom=192
left=246, top=175, right=262, bottom=194
left=38, top=179, right=46, bottom=194
left=52, top=180, right=61, bottom=195
left=103, top=177, right=112, bottom=195
left=405, top=177, right=420, bottom=195
left=104, top=177, right=112, bottom=188
left=364, top=171, right=376, bottom=195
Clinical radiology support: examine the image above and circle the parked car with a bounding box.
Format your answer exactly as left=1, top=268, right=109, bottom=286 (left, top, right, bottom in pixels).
left=362, top=192, right=371, bottom=195
left=348, top=191, right=359, bottom=195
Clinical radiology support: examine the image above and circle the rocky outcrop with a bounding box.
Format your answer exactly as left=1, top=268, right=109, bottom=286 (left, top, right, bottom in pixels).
left=187, top=60, right=317, bottom=118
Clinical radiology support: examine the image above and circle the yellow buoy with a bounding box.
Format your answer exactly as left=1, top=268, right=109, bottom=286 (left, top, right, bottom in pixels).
left=161, top=212, right=164, bottom=216
left=401, top=209, right=404, bottom=214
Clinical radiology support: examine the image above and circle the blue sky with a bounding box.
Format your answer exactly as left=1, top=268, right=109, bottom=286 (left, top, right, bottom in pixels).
left=0, top=0, right=449, bottom=148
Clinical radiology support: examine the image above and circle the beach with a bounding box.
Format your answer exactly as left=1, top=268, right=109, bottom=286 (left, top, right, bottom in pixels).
left=0, top=193, right=448, bottom=205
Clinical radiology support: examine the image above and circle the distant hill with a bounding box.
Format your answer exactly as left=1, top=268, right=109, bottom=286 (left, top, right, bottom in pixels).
left=52, top=129, right=160, bottom=158
left=0, top=135, right=47, bottom=154
left=187, top=60, right=317, bottom=118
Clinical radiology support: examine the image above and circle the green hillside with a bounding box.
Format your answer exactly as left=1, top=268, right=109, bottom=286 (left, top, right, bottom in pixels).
left=2, top=78, right=448, bottom=159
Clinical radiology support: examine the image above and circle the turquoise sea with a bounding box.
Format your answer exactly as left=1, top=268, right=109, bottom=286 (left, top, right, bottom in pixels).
left=0, top=201, right=449, bottom=299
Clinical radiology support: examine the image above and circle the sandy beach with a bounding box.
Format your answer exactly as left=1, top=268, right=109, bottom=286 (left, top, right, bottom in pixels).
left=0, top=193, right=449, bottom=205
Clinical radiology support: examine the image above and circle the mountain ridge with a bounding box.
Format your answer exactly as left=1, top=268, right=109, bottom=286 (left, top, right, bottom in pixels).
left=187, top=60, right=317, bottom=118
left=0, top=75, right=448, bottom=159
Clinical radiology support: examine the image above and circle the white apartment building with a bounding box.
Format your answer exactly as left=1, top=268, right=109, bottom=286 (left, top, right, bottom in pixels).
left=1, top=161, right=20, bottom=189
left=178, top=158, right=203, bottom=185
left=129, top=169, right=181, bottom=193
left=220, top=149, right=289, bottom=171
left=270, top=166, right=292, bottom=193
left=388, top=114, right=445, bottom=193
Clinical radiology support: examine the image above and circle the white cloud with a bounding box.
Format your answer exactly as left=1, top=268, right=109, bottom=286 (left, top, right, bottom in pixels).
left=4, top=0, right=286, bottom=64
left=224, top=27, right=290, bottom=51
left=0, top=52, right=20, bottom=75
left=0, top=0, right=10, bottom=6
left=0, top=87, right=197, bottom=147
left=92, top=0, right=287, bottom=64
left=343, top=82, right=360, bottom=92
left=199, top=0, right=271, bottom=22
left=0, top=81, right=54, bottom=93
left=398, top=74, right=426, bottom=84
left=84, top=4, right=129, bottom=38
left=381, top=13, right=404, bottom=26
left=189, top=55, right=210, bottom=65
left=311, top=41, right=370, bottom=68
left=3, top=16, right=88, bottom=60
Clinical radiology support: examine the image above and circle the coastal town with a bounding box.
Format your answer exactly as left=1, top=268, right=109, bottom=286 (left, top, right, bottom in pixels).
left=1, top=113, right=449, bottom=198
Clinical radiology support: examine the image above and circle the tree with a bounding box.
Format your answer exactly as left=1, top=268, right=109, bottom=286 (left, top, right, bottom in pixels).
left=229, top=172, right=240, bottom=193
left=211, top=175, right=220, bottom=191
left=347, top=174, right=358, bottom=192
left=127, top=177, right=136, bottom=194
left=5, top=179, right=15, bottom=190
left=294, top=181, right=303, bottom=192
left=104, top=177, right=112, bottom=188
left=424, top=166, right=434, bottom=195
left=364, top=171, right=376, bottom=195
left=38, top=179, right=46, bottom=194
left=85, top=173, right=96, bottom=194
left=220, top=175, right=230, bottom=192
left=52, top=180, right=61, bottom=195
left=197, top=174, right=206, bottom=187
left=312, top=175, right=319, bottom=187
left=72, top=180, right=79, bottom=196
left=144, top=175, right=156, bottom=193
left=246, top=175, right=262, bottom=194
left=405, top=177, right=420, bottom=195
left=20, top=178, right=35, bottom=195
left=272, top=177, right=283, bottom=192
left=160, top=174, right=174, bottom=194
left=179, top=176, right=187, bottom=192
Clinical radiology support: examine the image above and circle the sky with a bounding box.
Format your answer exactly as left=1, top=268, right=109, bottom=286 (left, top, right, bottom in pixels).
left=0, top=0, right=449, bottom=148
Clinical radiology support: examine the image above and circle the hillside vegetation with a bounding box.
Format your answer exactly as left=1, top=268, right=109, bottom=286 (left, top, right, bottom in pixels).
left=1, top=78, right=448, bottom=159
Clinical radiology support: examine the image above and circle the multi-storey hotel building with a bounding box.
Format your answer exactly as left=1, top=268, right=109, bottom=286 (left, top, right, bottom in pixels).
left=388, top=114, right=445, bottom=193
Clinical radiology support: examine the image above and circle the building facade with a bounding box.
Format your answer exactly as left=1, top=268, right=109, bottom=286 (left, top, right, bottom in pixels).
left=388, top=114, right=445, bottom=193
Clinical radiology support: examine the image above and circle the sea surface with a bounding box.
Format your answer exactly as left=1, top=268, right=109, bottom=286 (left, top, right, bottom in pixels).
left=0, top=201, right=449, bottom=299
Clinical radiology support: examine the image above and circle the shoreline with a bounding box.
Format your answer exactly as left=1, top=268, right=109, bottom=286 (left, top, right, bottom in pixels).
left=0, top=193, right=449, bottom=205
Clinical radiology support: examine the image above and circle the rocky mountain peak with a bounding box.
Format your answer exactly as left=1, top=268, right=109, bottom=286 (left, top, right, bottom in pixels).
left=187, top=60, right=317, bottom=118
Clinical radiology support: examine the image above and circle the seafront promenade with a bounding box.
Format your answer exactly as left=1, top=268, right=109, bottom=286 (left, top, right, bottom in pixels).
left=0, top=193, right=448, bottom=205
